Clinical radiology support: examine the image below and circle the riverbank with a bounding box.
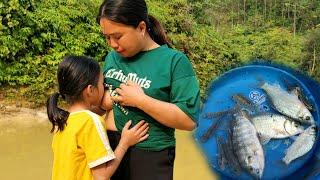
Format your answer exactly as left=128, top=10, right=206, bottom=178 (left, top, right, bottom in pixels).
left=0, top=102, right=47, bottom=128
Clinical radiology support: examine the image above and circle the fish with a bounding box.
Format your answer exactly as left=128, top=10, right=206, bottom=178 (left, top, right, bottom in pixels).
left=232, top=94, right=258, bottom=113
left=202, top=109, right=233, bottom=119
left=283, top=125, right=317, bottom=165
left=200, top=120, right=222, bottom=143
left=260, top=82, right=315, bottom=124
left=217, top=135, right=242, bottom=175
left=281, top=77, right=314, bottom=111
left=231, top=110, right=265, bottom=179
left=216, top=137, right=227, bottom=171
left=200, top=109, right=234, bottom=143
left=251, top=113, right=305, bottom=144
left=290, top=86, right=314, bottom=111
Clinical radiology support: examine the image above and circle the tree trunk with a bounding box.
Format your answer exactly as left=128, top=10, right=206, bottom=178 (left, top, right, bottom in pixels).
left=311, top=44, right=316, bottom=74
left=264, top=0, right=267, bottom=20
left=231, top=1, right=234, bottom=27
left=274, top=0, right=277, bottom=19
left=238, top=0, right=241, bottom=24
left=269, top=0, right=272, bottom=20
left=287, top=3, right=290, bottom=20
left=255, top=0, right=258, bottom=27
left=243, top=0, right=246, bottom=23
left=281, top=0, right=284, bottom=27
left=293, top=3, right=296, bottom=38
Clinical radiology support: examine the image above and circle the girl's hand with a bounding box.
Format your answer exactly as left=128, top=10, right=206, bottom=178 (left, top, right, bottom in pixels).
left=119, top=120, right=149, bottom=148
left=111, top=81, right=146, bottom=108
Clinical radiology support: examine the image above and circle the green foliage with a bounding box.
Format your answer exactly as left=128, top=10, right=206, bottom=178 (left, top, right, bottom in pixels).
left=225, top=27, right=304, bottom=67
left=0, top=0, right=107, bottom=104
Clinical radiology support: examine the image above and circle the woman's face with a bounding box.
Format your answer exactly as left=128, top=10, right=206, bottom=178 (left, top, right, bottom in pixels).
left=100, top=18, right=145, bottom=58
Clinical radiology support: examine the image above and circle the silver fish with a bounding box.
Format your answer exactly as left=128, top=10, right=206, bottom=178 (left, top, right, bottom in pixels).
left=232, top=111, right=265, bottom=179
left=251, top=114, right=304, bottom=144
left=281, top=78, right=314, bottom=111
left=283, top=125, right=317, bottom=165
left=260, top=82, right=314, bottom=124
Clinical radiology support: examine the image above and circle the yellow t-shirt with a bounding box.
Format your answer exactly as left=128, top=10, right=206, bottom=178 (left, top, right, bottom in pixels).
left=51, top=110, right=115, bottom=180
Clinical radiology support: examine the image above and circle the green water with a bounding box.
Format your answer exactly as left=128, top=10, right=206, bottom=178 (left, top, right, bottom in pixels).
left=0, top=120, right=52, bottom=180
left=0, top=117, right=216, bottom=180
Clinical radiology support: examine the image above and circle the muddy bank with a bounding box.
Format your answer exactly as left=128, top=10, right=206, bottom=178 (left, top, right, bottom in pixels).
left=0, top=103, right=49, bottom=137
left=0, top=104, right=47, bottom=124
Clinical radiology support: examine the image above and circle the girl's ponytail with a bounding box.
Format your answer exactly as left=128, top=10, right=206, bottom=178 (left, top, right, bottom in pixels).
left=147, top=14, right=169, bottom=46
left=46, top=92, right=69, bottom=133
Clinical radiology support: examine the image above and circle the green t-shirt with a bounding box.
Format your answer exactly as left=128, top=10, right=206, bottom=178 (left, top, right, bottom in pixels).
left=103, top=44, right=200, bottom=151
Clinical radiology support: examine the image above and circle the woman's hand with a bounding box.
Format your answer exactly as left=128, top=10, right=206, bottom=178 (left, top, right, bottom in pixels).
left=111, top=81, right=195, bottom=131
left=111, top=81, right=146, bottom=108
left=119, top=120, right=149, bottom=148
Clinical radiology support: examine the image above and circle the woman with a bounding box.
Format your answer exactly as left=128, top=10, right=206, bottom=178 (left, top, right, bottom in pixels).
left=97, top=0, right=200, bottom=179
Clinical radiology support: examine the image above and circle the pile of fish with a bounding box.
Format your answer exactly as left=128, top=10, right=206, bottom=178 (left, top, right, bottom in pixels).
left=200, top=82, right=317, bottom=179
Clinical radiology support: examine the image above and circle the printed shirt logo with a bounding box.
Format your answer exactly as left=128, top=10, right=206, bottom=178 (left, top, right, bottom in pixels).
left=105, top=68, right=153, bottom=116
left=105, top=84, right=129, bottom=116
left=105, top=69, right=152, bottom=89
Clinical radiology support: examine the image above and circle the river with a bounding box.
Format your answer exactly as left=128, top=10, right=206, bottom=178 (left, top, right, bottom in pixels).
left=0, top=106, right=216, bottom=180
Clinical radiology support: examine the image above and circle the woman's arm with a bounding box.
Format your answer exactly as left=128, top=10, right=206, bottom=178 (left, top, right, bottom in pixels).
left=137, top=95, right=196, bottom=131
left=99, top=90, right=118, bottom=131
left=105, top=110, right=117, bottom=131
left=112, top=81, right=196, bottom=131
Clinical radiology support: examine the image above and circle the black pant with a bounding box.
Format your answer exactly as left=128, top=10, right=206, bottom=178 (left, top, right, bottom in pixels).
left=107, top=131, right=175, bottom=180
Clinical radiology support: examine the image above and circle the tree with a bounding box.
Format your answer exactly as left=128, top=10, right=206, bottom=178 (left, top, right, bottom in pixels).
left=303, top=28, right=320, bottom=79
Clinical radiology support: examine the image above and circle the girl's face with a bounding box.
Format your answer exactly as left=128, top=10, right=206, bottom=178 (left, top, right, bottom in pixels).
left=100, top=18, right=146, bottom=58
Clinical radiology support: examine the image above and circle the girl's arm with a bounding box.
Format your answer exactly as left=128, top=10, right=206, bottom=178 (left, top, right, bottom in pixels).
left=91, top=143, right=127, bottom=180
left=91, top=120, right=149, bottom=179
left=112, top=81, right=196, bottom=131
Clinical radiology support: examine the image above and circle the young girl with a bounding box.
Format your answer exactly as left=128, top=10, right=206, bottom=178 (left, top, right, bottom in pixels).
left=97, top=0, right=200, bottom=179
left=46, top=55, right=149, bottom=180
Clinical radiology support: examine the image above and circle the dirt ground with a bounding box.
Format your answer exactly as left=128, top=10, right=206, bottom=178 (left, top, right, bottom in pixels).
left=0, top=101, right=217, bottom=180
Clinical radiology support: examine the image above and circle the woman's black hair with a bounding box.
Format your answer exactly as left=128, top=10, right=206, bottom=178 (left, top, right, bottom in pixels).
left=46, top=55, right=101, bottom=133
left=97, top=0, right=169, bottom=46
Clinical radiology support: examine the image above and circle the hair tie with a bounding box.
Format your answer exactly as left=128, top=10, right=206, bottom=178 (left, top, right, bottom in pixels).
left=58, top=92, right=66, bottom=100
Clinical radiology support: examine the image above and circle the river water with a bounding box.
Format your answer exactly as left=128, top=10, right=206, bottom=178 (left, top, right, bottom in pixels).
left=0, top=107, right=216, bottom=180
